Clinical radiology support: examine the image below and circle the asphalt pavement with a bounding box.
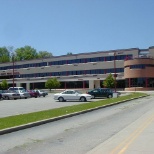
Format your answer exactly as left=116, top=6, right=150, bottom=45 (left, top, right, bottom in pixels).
left=0, top=93, right=105, bottom=118
left=0, top=91, right=148, bottom=135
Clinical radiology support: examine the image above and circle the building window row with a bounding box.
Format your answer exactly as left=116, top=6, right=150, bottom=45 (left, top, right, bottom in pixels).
left=125, top=64, right=154, bottom=69
left=15, top=68, right=124, bottom=78
left=48, top=55, right=132, bottom=65
left=125, top=78, right=154, bottom=88
left=130, top=64, right=145, bottom=69
left=0, top=62, right=47, bottom=70
left=0, top=54, right=132, bottom=71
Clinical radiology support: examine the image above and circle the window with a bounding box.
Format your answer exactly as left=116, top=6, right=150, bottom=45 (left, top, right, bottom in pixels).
left=129, top=78, right=146, bottom=87
left=105, top=56, right=111, bottom=61
left=130, top=64, right=145, bottom=69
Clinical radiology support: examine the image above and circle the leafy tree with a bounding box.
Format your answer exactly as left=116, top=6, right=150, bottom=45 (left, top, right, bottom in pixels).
left=45, top=78, right=60, bottom=92
left=0, top=47, right=10, bottom=63
left=38, top=51, right=53, bottom=58
left=15, top=46, right=38, bottom=60
left=67, top=52, right=73, bottom=55
left=1, top=80, right=8, bottom=90
left=103, top=74, right=115, bottom=88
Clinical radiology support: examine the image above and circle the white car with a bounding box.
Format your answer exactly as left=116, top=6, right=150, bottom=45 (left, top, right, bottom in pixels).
left=8, top=87, right=25, bottom=91
left=54, top=90, right=92, bottom=102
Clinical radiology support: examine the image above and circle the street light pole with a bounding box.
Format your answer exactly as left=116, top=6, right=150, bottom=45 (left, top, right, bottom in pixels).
left=12, top=53, right=15, bottom=88
left=114, top=52, right=117, bottom=92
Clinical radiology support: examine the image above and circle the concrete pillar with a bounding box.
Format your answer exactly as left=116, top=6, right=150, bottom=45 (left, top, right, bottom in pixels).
left=94, top=80, right=100, bottom=88
left=16, top=83, right=21, bottom=87
left=83, top=81, right=85, bottom=89
left=26, top=83, right=30, bottom=90
left=89, top=80, right=94, bottom=89
left=146, top=78, right=148, bottom=88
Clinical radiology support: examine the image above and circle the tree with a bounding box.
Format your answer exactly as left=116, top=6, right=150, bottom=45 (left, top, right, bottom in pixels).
left=67, top=52, right=73, bottom=55
left=0, top=47, right=10, bottom=63
left=38, top=51, right=53, bottom=58
left=45, top=78, right=60, bottom=92
left=103, top=74, right=115, bottom=88
left=1, top=80, right=8, bottom=90
left=15, top=45, right=38, bottom=60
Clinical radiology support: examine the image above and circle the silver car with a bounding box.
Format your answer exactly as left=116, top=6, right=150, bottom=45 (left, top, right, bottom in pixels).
left=15, top=89, right=31, bottom=99
left=2, top=90, right=21, bottom=100
left=54, top=90, right=92, bottom=102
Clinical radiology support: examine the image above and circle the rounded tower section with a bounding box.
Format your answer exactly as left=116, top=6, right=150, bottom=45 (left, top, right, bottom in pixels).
left=124, top=57, right=154, bottom=91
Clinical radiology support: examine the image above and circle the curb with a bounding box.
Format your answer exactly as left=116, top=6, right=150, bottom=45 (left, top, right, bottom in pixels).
left=0, top=95, right=149, bottom=135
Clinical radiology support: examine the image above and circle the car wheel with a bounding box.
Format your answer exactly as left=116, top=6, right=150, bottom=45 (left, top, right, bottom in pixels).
left=80, top=97, right=86, bottom=102
left=43, top=95, right=45, bottom=97
left=108, top=94, right=112, bottom=98
left=59, top=97, right=64, bottom=102
left=5, top=96, right=10, bottom=100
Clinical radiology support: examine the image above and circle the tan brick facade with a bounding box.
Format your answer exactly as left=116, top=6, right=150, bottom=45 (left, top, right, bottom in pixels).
left=124, top=58, right=154, bottom=91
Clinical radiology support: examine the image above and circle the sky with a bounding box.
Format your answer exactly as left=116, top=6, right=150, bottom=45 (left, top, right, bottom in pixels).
left=0, top=0, right=154, bottom=56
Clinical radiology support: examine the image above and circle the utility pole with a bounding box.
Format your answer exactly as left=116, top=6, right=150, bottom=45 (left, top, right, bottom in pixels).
left=8, top=46, right=15, bottom=88
left=113, top=52, right=117, bottom=92
left=12, top=53, right=15, bottom=88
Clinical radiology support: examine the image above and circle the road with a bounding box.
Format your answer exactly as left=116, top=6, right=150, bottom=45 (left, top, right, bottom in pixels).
left=0, top=93, right=153, bottom=154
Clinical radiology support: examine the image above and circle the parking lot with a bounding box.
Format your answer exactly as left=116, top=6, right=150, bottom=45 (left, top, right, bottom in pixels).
left=0, top=93, right=103, bottom=118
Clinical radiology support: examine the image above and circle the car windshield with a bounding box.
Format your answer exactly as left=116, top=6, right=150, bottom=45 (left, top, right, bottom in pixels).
left=39, top=90, right=44, bottom=92
left=10, top=87, right=25, bottom=91
left=20, top=89, right=27, bottom=93
left=15, top=89, right=27, bottom=93
left=7, top=90, right=17, bottom=93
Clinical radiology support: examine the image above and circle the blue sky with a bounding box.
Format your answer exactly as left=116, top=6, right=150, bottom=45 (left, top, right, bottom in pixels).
left=0, top=0, right=154, bottom=56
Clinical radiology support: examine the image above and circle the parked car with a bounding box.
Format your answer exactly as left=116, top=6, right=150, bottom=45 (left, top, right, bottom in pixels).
left=0, top=93, right=2, bottom=100
left=1, top=90, right=21, bottom=100
left=0, top=90, right=4, bottom=100
left=27, top=90, right=39, bottom=98
left=15, top=89, right=31, bottom=99
left=54, top=90, right=92, bottom=102
left=87, top=88, right=113, bottom=98
left=34, top=90, right=48, bottom=97
left=8, top=87, right=25, bottom=91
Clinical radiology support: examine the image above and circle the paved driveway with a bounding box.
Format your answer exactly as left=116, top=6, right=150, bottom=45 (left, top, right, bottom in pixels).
left=0, top=91, right=132, bottom=118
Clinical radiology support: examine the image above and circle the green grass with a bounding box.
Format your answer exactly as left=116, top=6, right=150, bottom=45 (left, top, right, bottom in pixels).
left=0, top=92, right=148, bottom=130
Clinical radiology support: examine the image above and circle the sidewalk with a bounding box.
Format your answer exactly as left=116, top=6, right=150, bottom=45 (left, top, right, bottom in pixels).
left=86, top=107, right=154, bottom=154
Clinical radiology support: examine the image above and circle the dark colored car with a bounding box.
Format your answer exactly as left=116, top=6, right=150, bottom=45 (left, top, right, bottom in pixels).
left=0, top=93, right=2, bottom=100
left=27, top=90, right=39, bottom=98
left=87, top=88, right=113, bottom=98
left=0, top=90, right=5, bottom=100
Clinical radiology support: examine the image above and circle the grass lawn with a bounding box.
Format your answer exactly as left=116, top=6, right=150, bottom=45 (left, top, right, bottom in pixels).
left=0, top=92, right=148, bottom=130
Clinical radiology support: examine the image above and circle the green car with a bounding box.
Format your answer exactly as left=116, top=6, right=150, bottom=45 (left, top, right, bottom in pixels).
left=87, top=88, right=113, bottom=99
